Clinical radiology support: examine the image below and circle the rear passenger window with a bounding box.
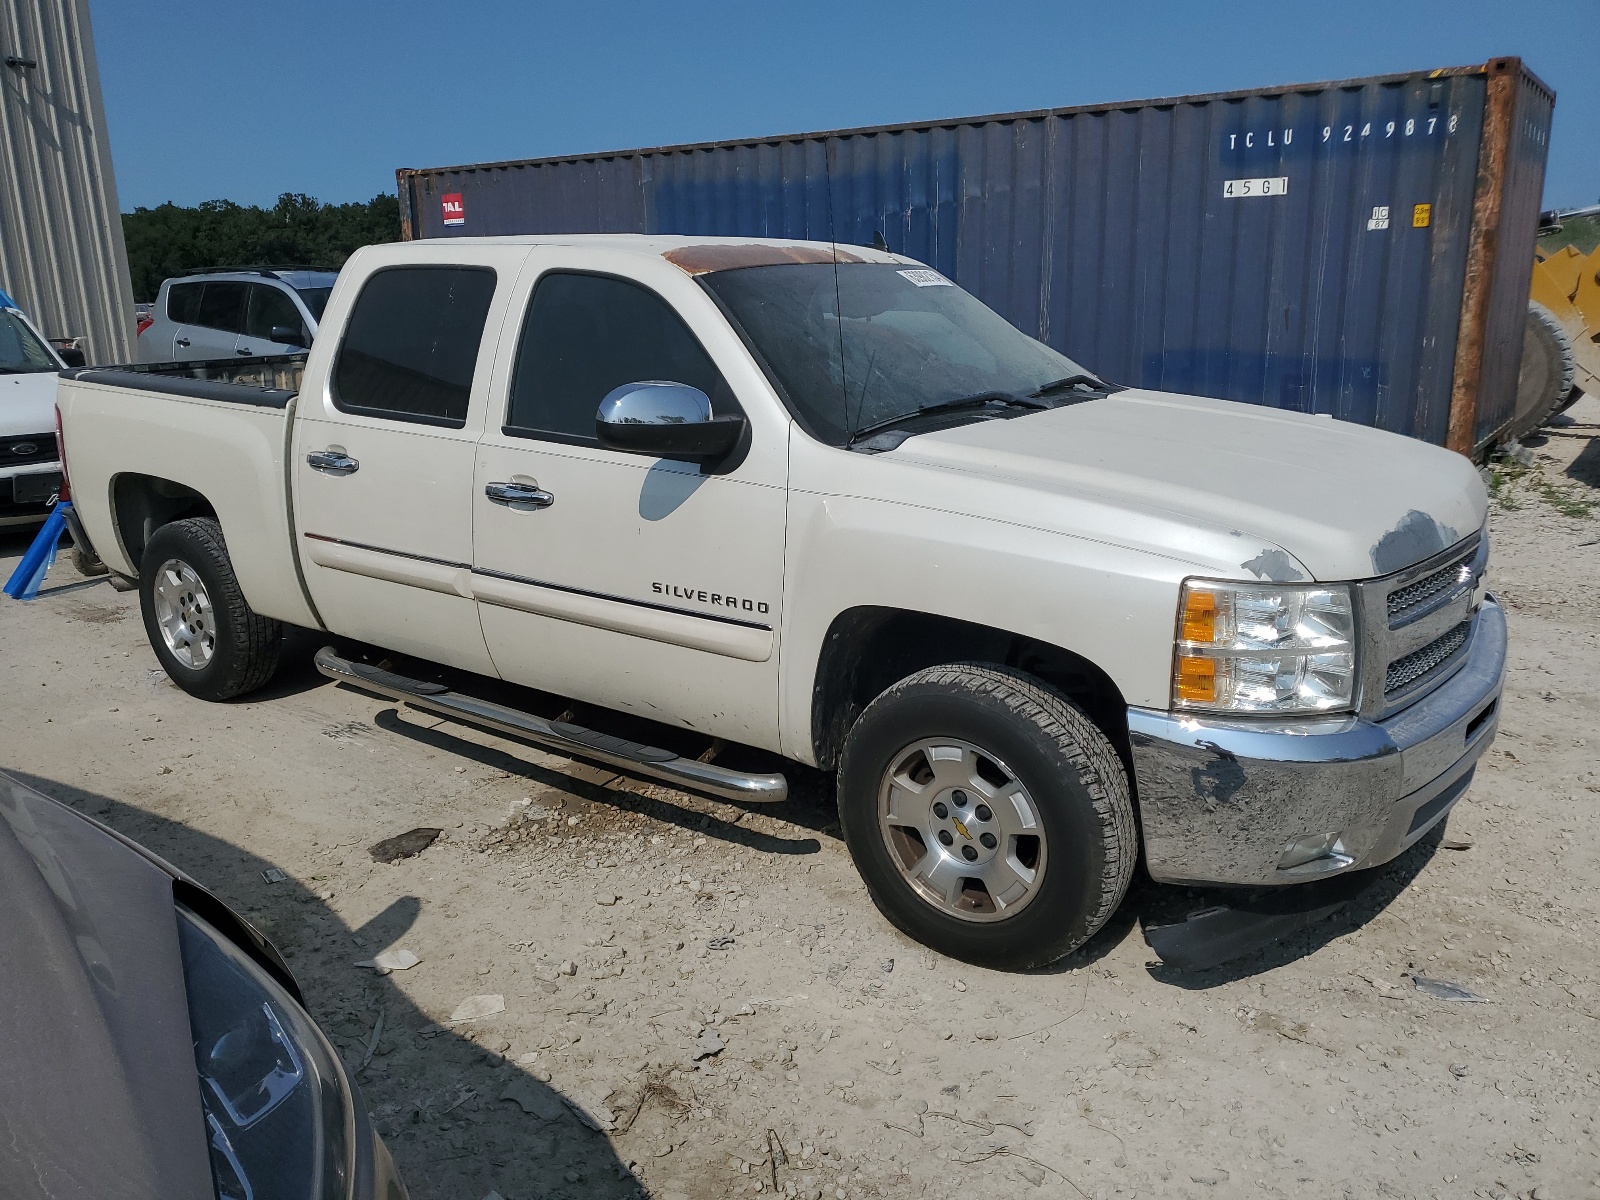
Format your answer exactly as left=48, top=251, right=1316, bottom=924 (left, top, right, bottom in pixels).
left=506, top=272, right=736, bottom=444
left=167, top=282, right=203, bottom=324
left=196, top=282, right=246, bottom=333
left=333, top=267, right=497, bottom=427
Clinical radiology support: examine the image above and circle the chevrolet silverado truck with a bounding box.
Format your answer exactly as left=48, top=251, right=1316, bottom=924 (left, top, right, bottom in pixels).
left=54, top=235, right=1506, bottom=969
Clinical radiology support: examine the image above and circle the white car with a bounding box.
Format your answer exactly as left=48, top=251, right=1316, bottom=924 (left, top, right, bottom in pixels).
left=56, top=236, right=1505, bottom=969
left=0, top=290, right=66, bottom=528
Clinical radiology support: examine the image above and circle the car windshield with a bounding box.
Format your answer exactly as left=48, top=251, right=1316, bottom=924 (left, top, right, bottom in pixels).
left=0, top=309, right=59, bottom=373
left=294, top=286, right=333, bottom=322
left=701, top=262, right=1095, bottom=445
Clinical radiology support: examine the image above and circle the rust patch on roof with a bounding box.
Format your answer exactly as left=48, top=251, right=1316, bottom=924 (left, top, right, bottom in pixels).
left=662, top=242, right=865, bottom=275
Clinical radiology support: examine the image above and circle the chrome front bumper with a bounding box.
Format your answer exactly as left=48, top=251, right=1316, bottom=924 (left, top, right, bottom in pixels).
left=1128, top=597, right=1506, bottom=887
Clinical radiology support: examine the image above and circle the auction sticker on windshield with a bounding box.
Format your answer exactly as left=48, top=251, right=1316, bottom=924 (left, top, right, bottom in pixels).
left=897, top=269, right=952, bottom=287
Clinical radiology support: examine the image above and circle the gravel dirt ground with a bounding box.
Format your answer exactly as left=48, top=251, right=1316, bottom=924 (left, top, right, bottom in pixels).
left=3, top=400, right=1598, bottom=1200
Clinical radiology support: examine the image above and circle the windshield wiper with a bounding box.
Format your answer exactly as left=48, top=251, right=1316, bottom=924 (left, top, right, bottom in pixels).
left=847, top=391, right=1047, bottom=446
left=1029, top=373, right=1118, bottom=398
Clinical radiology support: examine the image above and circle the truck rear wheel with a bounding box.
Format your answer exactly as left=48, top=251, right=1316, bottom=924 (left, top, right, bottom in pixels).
left=838, top=663, right=1135, bottom=970
left=139, top=517, right=282, bottom=701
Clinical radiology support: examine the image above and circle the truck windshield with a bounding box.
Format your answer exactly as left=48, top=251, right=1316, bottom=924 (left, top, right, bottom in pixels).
left=701, top=262, right=1098, bottom=446
left=0, top=309, right=59, bottom=374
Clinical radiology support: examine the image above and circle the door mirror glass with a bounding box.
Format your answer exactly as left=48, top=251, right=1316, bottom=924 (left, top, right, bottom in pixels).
left=595, top=381, right=743, bottom=461
left=270, top=324, right=306, bottom=347
left=56, top=345, right=87, bottom=368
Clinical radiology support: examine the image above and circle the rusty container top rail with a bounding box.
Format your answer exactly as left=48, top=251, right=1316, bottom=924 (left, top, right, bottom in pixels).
left=398, top=58, right=1553, bottom=454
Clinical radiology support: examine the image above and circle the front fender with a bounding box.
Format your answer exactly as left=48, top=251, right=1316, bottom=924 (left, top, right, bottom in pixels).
left=777, top=489, right=1193, bottom=763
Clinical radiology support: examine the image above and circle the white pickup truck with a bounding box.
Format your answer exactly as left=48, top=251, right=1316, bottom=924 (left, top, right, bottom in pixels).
left=56, top=235, right=1505, bottom=969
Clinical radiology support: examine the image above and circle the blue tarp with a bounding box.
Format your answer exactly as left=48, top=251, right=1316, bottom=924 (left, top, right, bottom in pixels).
left=3, top=501, right=71, bottom=601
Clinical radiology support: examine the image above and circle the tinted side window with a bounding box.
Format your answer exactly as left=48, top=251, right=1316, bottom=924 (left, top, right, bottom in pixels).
left=167, top=282, right=204, bottom=324
left=332, top=267, right=497, bottom=427
left=506, top=272, right=736, bottom=443
left=244, top=284, right=304, bottom=342
left=195, top=282, right=246, bottom=333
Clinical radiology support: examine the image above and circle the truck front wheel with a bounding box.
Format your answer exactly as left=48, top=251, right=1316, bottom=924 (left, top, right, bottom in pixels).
left=838, top=663, right=1135, bottom=970
left=139, top=517, right=283, bottom=701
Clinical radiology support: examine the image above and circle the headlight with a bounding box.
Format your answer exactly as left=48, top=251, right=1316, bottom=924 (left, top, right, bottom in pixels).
left=177, top=906, right=351, bottom=1200
left=1172, top=579, right=1356, bottom=714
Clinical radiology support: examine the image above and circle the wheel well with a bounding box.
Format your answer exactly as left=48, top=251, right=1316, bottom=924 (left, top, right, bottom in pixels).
left=110, top=473, right=218, bottom=572
left=811, top=607, right=1133, bottom=779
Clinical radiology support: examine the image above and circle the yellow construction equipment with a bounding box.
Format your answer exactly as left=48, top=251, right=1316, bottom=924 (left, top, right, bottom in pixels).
left=1522, top=205, right=1600, bottom=437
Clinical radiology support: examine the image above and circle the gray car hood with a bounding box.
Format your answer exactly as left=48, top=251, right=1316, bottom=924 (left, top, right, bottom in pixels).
left=0, top=776, right=212, bottom=1200
left=891, top=389, right=1487, bottom=581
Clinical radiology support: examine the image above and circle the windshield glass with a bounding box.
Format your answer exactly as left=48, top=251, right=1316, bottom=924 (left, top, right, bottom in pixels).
left=701, top=262, right=1092, bottom=445
left=294, top=286, right=333, bottom=323
left=0, top=309, right=59, bottom=373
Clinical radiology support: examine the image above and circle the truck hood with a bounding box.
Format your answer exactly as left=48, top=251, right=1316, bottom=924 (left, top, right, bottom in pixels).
left=890, top=388, right=1486, bottom=582
left=0, top=370, right=59, bottom=439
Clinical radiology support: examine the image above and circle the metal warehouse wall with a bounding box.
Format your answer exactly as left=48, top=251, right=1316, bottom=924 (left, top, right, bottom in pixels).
left=401, top=59, right=1552, bottom=455
left=0, top=0, right=134, bottom=364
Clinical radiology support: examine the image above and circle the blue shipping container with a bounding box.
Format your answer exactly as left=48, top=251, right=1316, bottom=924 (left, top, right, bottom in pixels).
left=398, top=58, right=1552, bottom=453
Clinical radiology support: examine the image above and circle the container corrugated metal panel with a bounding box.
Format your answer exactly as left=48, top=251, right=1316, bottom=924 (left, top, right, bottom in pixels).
left=0, top=0, right=135, bottom=365
left=399, top=58, right=1552, bottom=453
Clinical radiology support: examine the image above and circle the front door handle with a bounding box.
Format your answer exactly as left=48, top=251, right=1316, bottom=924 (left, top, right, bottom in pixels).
left=175, top=337, right=191, bottom=348
left=237, top=347, right=253, bottom=356
left=307, top=449, right=359, bottom=476
left=485, top=481, right=554, bottom=509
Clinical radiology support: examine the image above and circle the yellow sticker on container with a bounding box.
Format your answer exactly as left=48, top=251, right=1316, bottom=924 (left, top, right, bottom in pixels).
left=1413, top=203, right=1432, bottom=228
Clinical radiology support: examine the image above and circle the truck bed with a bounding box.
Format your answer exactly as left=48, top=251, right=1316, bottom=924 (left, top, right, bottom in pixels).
left=55, top=353, right=319, bottom=627
left=60, top=353, right=307, bottom=407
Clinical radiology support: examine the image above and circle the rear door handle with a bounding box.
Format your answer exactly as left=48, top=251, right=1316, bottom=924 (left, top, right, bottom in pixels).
left=485, top=481, right=553, bottom=508
left=236, top=347, right=252, bottom=356
left=307, top=449, right=359, bottom=476
left=175, top=337, right=191, bottom=347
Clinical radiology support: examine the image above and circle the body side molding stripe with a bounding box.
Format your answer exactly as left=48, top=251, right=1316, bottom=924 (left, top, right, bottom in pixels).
left=302, top=533, right=774, bottom=658
left=300, top=532, right=473, bottom=597
left=470, top=566, right=771, bottom=631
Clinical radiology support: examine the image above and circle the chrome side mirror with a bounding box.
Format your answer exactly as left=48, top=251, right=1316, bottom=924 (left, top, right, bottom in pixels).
left=595, top=381, right=744, bottom=462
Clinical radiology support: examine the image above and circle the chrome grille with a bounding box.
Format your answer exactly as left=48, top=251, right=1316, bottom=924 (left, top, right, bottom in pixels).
left=1387, top=553, right=1472, bottom=622
left=1, top=433, right=57, bottom=467
left=1385, top=621, right=1470, bottom=695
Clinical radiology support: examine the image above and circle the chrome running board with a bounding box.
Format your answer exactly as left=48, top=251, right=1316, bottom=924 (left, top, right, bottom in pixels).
left=314, top=647, right=788, bottom=804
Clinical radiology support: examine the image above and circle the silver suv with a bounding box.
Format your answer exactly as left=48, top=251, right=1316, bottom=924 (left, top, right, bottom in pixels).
left=137, top=267, right=336, bottom=363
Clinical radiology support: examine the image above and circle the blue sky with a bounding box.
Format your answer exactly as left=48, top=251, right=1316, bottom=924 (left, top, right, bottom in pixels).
left=92, top=0, right=1597, bottom=213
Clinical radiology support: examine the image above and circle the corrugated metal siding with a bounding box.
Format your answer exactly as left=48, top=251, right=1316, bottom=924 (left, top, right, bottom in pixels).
left=0, top=0, right=135, bottom=364
left=399, top=59, right=1551, bottom=450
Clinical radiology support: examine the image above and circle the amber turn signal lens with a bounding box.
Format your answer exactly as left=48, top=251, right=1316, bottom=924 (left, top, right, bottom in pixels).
left=1175, top=655, right=1217, bottom=703
left=1181, top=589, right=1218, bottom=644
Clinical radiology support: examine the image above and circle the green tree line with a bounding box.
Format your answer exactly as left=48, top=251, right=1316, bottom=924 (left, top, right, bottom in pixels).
left=122, top=193, right=401, bottom=301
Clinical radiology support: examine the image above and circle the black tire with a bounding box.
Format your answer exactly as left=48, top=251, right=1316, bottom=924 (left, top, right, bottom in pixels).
left=837, top=663, right=1136, bottom=970
left=1506, top=302, right=1577, bottom=441
left=72, top=544, right=108, bottom=577
left=139, top=517, right=282, bottom=701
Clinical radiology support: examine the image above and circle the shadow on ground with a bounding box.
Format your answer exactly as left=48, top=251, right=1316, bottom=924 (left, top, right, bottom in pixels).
left=12, top=771, right=640, bottom=1200
left=1134, top=820, right=1447, bottom=986
left=1031, top=815, right=1446, bottom=982
left=1565, top=433, right=1600, bottom=488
